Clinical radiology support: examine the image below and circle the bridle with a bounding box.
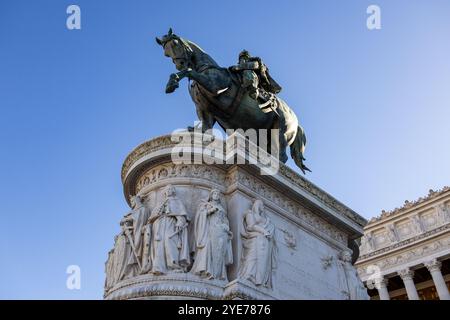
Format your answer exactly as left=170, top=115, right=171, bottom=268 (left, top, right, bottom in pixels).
left=163, top=37, right=193, bottom=69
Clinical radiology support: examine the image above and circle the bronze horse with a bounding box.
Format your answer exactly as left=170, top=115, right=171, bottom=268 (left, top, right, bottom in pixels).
left=156, top=29, right=310, bottom=173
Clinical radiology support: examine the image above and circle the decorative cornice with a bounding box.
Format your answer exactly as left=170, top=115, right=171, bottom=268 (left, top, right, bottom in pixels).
left=121, top=134, right=187, bottom=182
left=135, top=163, right=227, bottom=194
left=357, top=236, right=450, bottom=279
left=368, top=186, right=450, bottom=225
left=278, top=165, right=366, bottom=227
left=358, top=222, right=449, bottom=261
left=230, top=168, right=348, bottom=245
left=121, top=133, right=366, bottom=228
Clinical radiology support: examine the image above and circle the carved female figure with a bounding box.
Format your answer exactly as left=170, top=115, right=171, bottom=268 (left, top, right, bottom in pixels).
left=148, top=185, right=190, bottom=274
left=338, top=250, right=369, bottom=300
left=238, top=200, right=276, bottom=288
left=359, top=232, right=374, bottom=255
left=129, top=195, right=151, bottom=270
left=191, top=189, right=233, bottom=280
left=386, top=224, right=399, bottom=243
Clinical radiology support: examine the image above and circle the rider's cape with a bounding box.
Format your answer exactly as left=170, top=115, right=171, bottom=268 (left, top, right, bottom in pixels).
left=248, top=57, right=282, bottom=94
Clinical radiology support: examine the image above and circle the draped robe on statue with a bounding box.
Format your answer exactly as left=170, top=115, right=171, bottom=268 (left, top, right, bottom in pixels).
left=129, top=203, right=150, bottom=268
left=112, top=218, right=140, bottom=282
left=191, top=200, right=233, bottom=280
left=104, top=249, right=115, bottom=291
left=149, top=195, right=190, bottom=274
left=238, top=208, right=276, bottom=287
left=337, top=252, right=369, bottom=300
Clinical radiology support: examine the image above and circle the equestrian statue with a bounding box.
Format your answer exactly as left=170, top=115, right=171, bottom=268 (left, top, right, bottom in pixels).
left=156, top=28, right=310, bottom=174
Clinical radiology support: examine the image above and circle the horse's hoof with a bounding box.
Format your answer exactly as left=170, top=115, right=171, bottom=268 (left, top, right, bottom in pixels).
left=165, top=82, right=179, bottom=94
left=165, top=86, right=176, bottom=94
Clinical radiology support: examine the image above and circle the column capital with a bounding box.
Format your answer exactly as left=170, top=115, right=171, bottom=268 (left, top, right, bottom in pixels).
left=424, top=259, right=442, bottom=273
left=398, top=268, right=414, bottom=281
left=376, top=277, right=389, bottom=289
left=375, top=277, right=391, bottom=300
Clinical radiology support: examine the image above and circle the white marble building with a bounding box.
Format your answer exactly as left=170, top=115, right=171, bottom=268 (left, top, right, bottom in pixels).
left=356, top=187, right=450, bottom=300
left=104, top=132, right=369, bottom=300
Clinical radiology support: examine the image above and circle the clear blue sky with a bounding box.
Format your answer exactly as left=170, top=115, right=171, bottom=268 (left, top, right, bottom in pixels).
left=1, top=0, right=449, bottom=299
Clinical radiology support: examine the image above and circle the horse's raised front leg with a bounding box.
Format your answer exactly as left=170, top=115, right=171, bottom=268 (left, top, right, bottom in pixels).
left=165, top=73, right=181, bottom=93
left=166, top=68, right=228, bottom=95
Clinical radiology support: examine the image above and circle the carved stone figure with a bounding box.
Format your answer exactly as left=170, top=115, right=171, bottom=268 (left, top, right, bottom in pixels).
left=148, top=185, right=190, bottom=274
left=386, top=224, right=399, bottom=243
left=338, top=250, right=369, bottom=300
left=191, top=189, right=233, bottom=280
left=436, top=203, right=450, bottom=225
left=106, top=215, right=141, bottom=285
left=411, top=215, right=425, bottom=235
left=238, top=200, right=276, bottom=288
left=359, top=232, right=374, bottom=254
left=141, top=221, right=152, bottom=273
left=104, top=249, right=115, bottom=292
left=156, top=28, right=310, bottom=173
left=128, top=195, right=151, bottom=271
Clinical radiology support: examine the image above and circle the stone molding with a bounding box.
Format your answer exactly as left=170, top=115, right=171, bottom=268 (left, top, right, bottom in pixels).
left=105, top=274, right=279, bottom=300
left=105, top=273, right=225, bottom=300
left=367, top=187, right=450, bottom=226
left=357, top=236, right=450, bottom=279
left=358, top=222, right=449, bottom=261
left=121, top=133, right=366, bottom=229
left=108, top=134, right=369, bottom=300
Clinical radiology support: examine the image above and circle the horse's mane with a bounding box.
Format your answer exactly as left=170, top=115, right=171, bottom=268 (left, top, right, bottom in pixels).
left=184, top=39, right=220, bottom=68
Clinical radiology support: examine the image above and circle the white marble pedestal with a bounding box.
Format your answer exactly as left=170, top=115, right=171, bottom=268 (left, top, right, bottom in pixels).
left=104, top=132, right=368, bottom=300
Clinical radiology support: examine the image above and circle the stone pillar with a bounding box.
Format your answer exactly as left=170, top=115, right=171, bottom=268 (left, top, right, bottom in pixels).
left=376, top=277, right=390, bottom=300
left=424, top=259, right=450, bottom=300
left=398, top=268, right=420, bottom=300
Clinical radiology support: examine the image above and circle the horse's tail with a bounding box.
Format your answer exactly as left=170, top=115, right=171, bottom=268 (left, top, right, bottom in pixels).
left=290, top=125, right=311, bottom=174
